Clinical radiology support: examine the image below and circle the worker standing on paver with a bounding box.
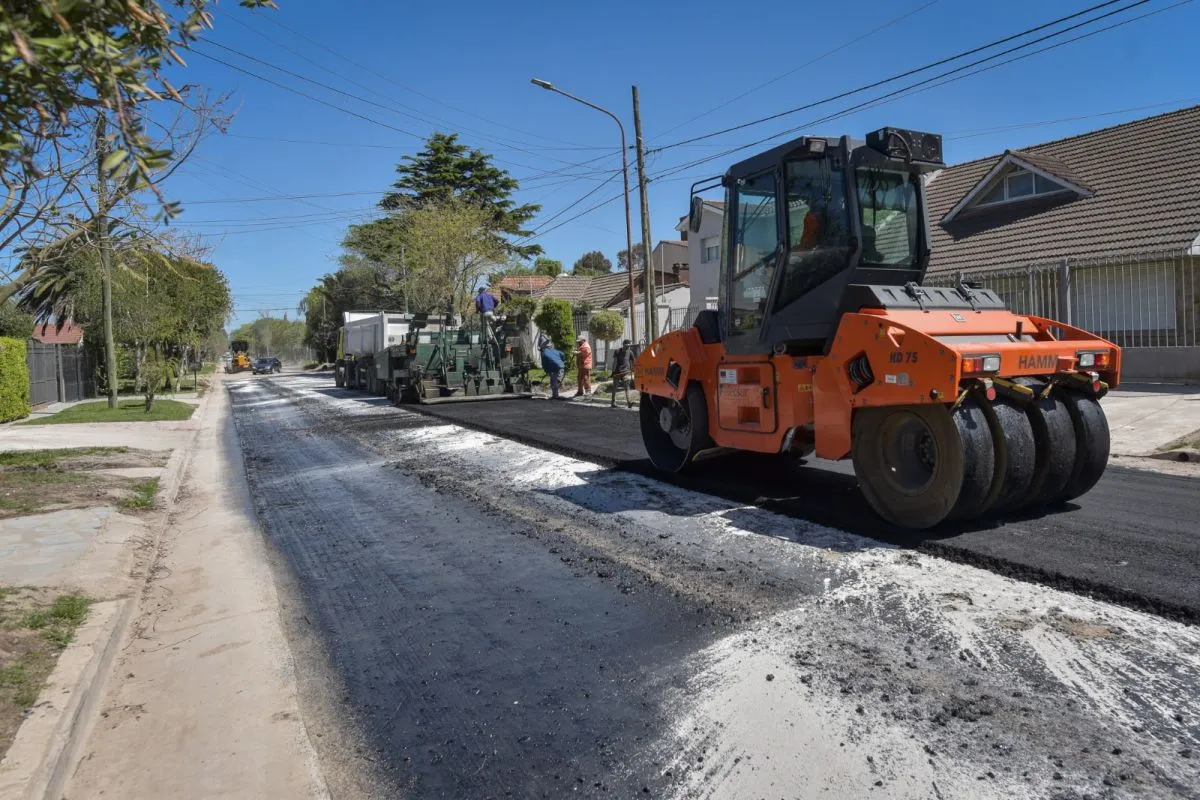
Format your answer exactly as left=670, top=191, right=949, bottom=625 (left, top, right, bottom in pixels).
left=609, top=339, right=634, bottom=408
left=475, top=286, right=499, bottom=317
left=540, top=339, right=566, bottom=400
left=575, top=337, right=593, bottom=398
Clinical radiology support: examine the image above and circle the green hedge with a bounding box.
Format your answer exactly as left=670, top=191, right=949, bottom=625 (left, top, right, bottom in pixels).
left=0, top=337, right=30, bottom=423
left=534, top=298, right=576, bottom=371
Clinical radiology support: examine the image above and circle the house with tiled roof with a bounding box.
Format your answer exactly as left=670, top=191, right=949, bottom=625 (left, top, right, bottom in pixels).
left=490, top=274, right=553, bottom=301
left=31, top=321, right=83, bottom=345
left=924, top=105, right=1200, bottom=379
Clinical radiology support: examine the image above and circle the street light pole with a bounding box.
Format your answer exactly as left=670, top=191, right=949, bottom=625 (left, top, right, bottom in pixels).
left=530, top=78, right=638, bottom=345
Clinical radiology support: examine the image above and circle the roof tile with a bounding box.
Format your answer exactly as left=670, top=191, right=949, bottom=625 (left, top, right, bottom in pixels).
left=926, top=105, right=1200, bottom=274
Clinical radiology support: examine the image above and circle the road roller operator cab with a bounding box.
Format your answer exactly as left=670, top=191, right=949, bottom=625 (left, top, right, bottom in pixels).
left=636, top=126, right=1121, bottom=530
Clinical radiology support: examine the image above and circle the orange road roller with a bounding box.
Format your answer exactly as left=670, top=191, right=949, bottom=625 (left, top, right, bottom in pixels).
left=635, top=127, right=1118, bottom=529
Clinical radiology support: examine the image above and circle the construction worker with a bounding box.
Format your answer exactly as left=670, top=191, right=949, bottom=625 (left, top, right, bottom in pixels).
left=575, top=337, right=593, bottom=398
left=475, top=286, right=499, bottom=317
left=609, top=339, right=634, bottom=408
left=540, top=340, right=565, bottom=400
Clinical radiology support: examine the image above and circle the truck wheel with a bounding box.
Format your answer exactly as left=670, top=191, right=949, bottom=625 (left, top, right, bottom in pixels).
left=640, top=385, right=713, bottom=473
left=852, top=404, right=966, bottom=530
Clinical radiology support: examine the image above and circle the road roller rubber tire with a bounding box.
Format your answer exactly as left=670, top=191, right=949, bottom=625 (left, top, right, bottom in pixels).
left=1015, top=378, right=1077, bottom=510
left=640, top=385, right=713, bottom=474
left=1052, top=391, right=1110, bottom=504
left=979, top=395, right=1037, bottom=515
left=852, top=404, right=966, bottom=530
left=947, top=399, right=997, bottom=522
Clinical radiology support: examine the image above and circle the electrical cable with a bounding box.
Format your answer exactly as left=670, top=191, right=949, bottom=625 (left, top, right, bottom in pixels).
left=650, top=0, right=1136, bottom=151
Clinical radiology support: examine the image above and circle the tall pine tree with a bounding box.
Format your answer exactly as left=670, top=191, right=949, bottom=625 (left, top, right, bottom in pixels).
left=379, top=133, right=542, bottom=258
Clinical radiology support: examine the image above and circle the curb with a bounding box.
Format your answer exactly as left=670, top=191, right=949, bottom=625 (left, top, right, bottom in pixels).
left=0, top=599, right=132, bottom=800
left=0, top=378, right=219, bottom=800
left=1149, top=448, right=1200, bottom=463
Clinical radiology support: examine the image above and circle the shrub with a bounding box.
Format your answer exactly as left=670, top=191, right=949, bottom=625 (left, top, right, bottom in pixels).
left=0, top=337, right=30, bottom=422
left=589, top=310, right=625, bottom=344
left=501, top=295, right=538, bottom=324
left=0, top=301, right=33, bottom=339
left=534, top=298, right=576, bottom=371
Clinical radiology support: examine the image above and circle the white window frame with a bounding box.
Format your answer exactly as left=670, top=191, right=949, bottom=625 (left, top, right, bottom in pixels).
left=977, top=169, right=1069, bottom=207
left=701, top=236, right=720, bottom=263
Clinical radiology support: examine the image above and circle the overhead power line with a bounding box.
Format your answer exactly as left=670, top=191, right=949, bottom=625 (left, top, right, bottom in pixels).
left=517, top=0, right=1188, bottom=242
left=646, top=0, right=1181, bottom=183
left=650, top=0, right=1138, bottom=152
left=256, top=11, right=604, bottom=150
left=197, top=40, right=615, bottom=173
left=652, top=0, right=940, bottom=140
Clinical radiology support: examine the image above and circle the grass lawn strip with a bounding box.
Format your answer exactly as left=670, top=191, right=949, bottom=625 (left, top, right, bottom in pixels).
left=0, top=588, right=91, bottom=759
left=20, top=399, right=195, bottom=425
left=0, top=448, right=167, bottom=517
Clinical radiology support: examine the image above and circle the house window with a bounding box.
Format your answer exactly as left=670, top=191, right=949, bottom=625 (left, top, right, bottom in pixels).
left=702, top=237, right=720, bottom=263
left=977, top=169, right=1068, bottom=206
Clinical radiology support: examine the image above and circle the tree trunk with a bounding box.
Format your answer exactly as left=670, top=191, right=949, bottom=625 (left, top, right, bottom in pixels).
left=95, top=118, right=119, bottom=409
left=177, top=346, right=187, bottom=392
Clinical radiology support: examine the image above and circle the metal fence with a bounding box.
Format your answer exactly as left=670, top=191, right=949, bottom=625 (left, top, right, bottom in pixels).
left=26, top=342, right=95, bottom=406
left=927, top=250, right=1199, bottom=349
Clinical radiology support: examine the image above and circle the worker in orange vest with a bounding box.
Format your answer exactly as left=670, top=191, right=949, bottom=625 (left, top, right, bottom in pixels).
left=575, top=337, right=593, bottom=398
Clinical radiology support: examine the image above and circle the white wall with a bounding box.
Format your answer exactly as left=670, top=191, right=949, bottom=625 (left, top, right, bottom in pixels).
left=678, top=204, right=724, bottom=308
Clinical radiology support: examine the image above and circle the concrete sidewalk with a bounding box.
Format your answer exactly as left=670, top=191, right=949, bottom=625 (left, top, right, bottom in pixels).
left=1102, top=383, right=1200, bottom=456
left=61, top=373, right=329, bottom=798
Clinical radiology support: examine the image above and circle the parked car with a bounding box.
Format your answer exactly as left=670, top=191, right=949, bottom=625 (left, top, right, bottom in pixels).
left=252, top=357, right=279, bottom=375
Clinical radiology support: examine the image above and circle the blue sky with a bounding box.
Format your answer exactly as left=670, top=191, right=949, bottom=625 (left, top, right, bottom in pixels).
left=158, top=0, right=1199, bottom=328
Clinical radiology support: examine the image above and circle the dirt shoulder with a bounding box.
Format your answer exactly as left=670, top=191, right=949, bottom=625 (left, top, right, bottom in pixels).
left=0, top=590, right=89, bottom=759
left=0, top=447, right=169, bottom=518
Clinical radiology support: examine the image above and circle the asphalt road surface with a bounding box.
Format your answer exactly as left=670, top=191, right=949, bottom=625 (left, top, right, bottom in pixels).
left=230, top=373, right=1200, bottom=798
left=420, top=394, right=1200, bottom=623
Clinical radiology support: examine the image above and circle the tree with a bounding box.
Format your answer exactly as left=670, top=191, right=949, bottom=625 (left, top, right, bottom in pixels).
left=534, top=298, right=576, bottom=371
left=589, top=310, right=625, bottom=351
left=500, top=295, right=537, bottom=324
left=572, top=251, right=612, bottom=277
left=0, top=0, right=273, bottom=238
left=379, top=133, right=541, bottom=258
left=394, top=200, right=508, bottom=315
left=230, top=316, right=307, bottom=361
left=533, top=257, right=562, bottom=278
left=617, top=243, right=646, bottom=272
left=0, top=300, right=34, bottom=339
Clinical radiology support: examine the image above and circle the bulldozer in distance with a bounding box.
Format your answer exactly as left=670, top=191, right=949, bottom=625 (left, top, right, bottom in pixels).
left=635, top=127, right=1118, bottom=530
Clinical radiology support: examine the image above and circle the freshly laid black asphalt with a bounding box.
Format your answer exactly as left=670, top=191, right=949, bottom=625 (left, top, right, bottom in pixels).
left=231, top=381, right=711, bottom=797
left=419, top=396, right=1200, bottom=623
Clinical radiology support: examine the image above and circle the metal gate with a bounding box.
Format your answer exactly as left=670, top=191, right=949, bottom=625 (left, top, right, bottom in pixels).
left=26, top=342, right=95, bottom=406
left=26, top=342, right=58, bottom=406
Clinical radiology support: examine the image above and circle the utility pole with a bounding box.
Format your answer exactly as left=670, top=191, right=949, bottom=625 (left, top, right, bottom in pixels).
left=632, top=85, right=657, bottom=339
left=94, top=117, right=119, bottom=409
left=401, top=244, right=409, bottom=314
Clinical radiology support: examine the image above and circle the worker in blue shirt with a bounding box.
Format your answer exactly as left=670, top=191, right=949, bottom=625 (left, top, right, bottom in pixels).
left=540, top=340, right=566, bottom=400
left=475, top=287, right=499, bottom=316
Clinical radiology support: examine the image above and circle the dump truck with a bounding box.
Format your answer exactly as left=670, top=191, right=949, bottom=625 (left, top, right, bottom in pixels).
left=635, top=127, right=1118, bottom=530
left=334, top=311, right=412, bottom=392
left=387, top=311, right=534, bottom=403
left=226, top=340, right=252, bottom=374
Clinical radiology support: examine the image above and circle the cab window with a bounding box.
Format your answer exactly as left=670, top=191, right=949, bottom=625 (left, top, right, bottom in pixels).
left=775, top=159, right=851, bottom=310
left=729, top=171, right=779, bottom=334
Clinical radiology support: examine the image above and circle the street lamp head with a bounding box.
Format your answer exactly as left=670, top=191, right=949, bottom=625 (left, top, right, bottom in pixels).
left=530, top=78, right=554, bottom=90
